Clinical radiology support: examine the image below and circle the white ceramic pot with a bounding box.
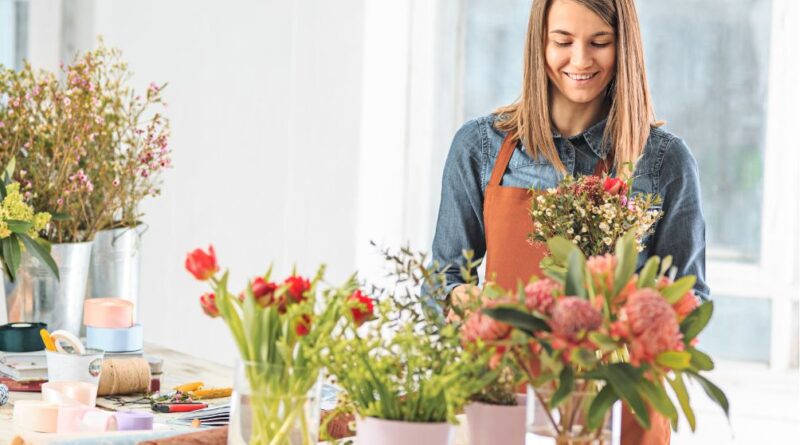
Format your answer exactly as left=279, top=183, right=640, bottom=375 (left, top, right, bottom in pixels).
left=356, top=416, right=454, bottom=445
left=465, top=394, right=526, bottom=445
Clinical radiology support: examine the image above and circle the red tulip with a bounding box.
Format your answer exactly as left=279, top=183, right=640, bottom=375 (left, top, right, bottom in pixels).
left=200, top=293, right=219, bottom=318
left=251, top=277, right=278, bottom=307
left=295, top=314, right=312, bottom=336
left=347, top=290, right=375, bottom=326
left=185, top=245, right=219, bottom=281
left=603, top=177, right=628, bottom=196
left=284, top=275, right=310, bottom=302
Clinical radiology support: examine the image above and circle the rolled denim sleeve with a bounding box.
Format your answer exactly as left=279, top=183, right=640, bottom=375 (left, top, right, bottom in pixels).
left=429, top=119, right=486, bottom=300
left=648, top=136, right=710, bottom=301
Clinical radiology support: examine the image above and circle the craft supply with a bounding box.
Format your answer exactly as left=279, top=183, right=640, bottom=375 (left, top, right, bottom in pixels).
left=46, top=348, right=104, bottom=384
left=40, top=328, right=56, bottom=352
left=0, top=322, right=47, bottom=352
left=57, top=404, right=90, bottom=433
left=168, top=404, right=229, bottom=428
left=0, top=383, right=8, bottom=406
left=190, top=387, right=232, bottom=400
left=0, top=377, right=44, bottom=392
left=98, top=357, right=151, bottom=396
left=86, top=323, right=144, bottom=352
left=84, top=298, right=135, bottom=328
left=82, top=408, right=119, bottom=431
left=150, top=372, right=162, bottom=393
left=41, top=381, right=98, bottom=406
left=50, top=329, right=87, bottom=355
left=153, top=402, right=209, bottom=413
left=12, top=399, right=59, bottom=432
left=173, top=381, right=203, bottom=392
left=116, top=411, right=155, bottom=430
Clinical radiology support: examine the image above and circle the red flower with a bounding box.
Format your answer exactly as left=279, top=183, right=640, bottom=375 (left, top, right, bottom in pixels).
left=603, top=177, right=628, bottom=196
left=295, top=314, right=312, bottom=336
left=250, top=277, right=278, bottom=307
left=185, top=245, right=219, bottom=281
left=200, top=293, right=219, bottom=318
left=347, top=290, right=375, bottom=326
left=284, top=275, right=311, bottom=302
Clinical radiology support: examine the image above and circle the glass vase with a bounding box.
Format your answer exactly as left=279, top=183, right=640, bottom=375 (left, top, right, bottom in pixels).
left=228, top=360, right=321, bottom=445
left=526, top=384, right=621, bottom=445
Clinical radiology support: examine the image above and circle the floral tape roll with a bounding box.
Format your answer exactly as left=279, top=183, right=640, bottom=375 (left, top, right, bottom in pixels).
left=50, top=329, right=87, bottom=355
left=0, top=322, right=47, bottom=352
left=12, top=400, right=59, bottom=432
left=115, top=411, right=154, bottom=430
left=83, top=298, right=134, bottom=329
left=86, top=324, right=144, bottom=352
left=42, top=381, right=98, bottom=407
left=82, top=409, right=119, bottom=431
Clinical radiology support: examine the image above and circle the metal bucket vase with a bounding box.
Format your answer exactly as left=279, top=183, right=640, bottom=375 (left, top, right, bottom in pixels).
left=4, top=242, right=94, bottom=336
left=86, top=225, right=144, bottom=321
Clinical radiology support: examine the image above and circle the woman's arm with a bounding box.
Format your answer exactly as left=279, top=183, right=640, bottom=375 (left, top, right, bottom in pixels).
left=648, top=136, right=710, bottom=301
left=429, top=119, right=487, bottom=301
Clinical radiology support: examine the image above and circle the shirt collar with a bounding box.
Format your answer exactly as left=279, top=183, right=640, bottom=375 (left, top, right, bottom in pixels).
left=552, top=118, right=611, bottom=159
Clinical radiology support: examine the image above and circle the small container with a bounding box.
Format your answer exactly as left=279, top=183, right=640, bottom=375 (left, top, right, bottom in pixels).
left=147, top=356, right=164, bottom=393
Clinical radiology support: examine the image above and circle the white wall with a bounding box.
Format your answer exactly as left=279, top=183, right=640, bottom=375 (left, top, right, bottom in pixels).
left=86, top=0, right=365, bottom=366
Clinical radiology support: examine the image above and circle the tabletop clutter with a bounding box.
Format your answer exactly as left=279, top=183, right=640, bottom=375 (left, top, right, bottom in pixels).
left=0, top=297, right=232, bottom=440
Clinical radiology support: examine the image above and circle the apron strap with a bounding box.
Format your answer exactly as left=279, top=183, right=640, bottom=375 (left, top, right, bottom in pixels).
left=488, top=134, right=518, bottom=187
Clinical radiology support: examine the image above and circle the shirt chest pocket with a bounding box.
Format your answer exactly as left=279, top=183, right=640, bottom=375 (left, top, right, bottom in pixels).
left=499, top=150, right=560, bottom=190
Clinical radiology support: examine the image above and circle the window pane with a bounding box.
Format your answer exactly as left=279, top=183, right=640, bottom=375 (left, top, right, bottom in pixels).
left=463, top=0, right=772, bottom=262
left=698, top=296, right=771, bottom=363
left=0, top=0, right=28, bottom=69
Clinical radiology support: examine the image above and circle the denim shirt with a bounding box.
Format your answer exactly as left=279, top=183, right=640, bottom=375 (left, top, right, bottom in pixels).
left=430, top=114, right=709, bottom=301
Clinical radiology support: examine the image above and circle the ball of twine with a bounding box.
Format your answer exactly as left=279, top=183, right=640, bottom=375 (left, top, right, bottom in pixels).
left=97, top=358, right=151, bottom=396
left=0, top=383, right=8, bottom=406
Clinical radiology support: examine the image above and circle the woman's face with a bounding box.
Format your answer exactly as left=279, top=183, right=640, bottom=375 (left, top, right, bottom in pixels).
left=545, top=0, right=616, bottom=107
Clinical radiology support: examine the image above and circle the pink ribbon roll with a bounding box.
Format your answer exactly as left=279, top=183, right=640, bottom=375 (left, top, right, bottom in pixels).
left=42, top=381, right=98, bottom=407
left=83, top=298, right=134, bottom=329
left=82, top=409, right=119, bottom=431
left=12, top=400, right=59, bottom=433
left=57, top=405, right=91, bottom=433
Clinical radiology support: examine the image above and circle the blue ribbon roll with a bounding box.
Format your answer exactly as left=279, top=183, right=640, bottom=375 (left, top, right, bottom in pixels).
left=86, top=324, right=144, bottom=352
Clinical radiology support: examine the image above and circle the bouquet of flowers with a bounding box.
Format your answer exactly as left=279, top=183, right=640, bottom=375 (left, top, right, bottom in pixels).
left=0, top=159, right=58, bottom=281
left=478, top=233, right=728, bottom=442
left=323, top=247, right=495, bottom=426
left=530, top=175, right=662, bottom=255
left=185, top=245, right=363, bottom=445
left=0, top=42, right=170, bottom=242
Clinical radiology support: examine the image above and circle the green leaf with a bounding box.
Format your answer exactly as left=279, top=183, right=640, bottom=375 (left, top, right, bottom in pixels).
left=18, top=234, right=59, bottom=281
left=604, top=364, right=650, bottom=429
left=549, top=366, right=574, bottom=409
left=49, top=212, right=71, bottom=222
left=587, top=384, right=618, bottom=431
left=613, top=232, right=638, bottom=297
left=482, top=306, right=551, bottom=335
left=662, top=276, right=696, bottom=304
left=565, top=250, right=587, bottom=298
left=655, top=351, right=692, bottom=370
left=667, top=372, right=696, bottom=431
left=4, top=157, right=15, bottom=178
left=1, top=236, right=21, bottom=281
left=6, top=220, right=33, bottom=234
left=570, top=347, right=598, bottom=368
left=637, top=256, right=660, bottom=288
left=680, top=301, right=713, bottom=342
left=0, top=178, right=6, bottom=200
left=588, top=332, right=619, bottom=353
left=637, top=378, right=678, bottom=422
left=547, top=236, right=579, bottom=264
left=689, top=348, right=714, bottom=371
left=686, top=371, right=730, bottom=419
left=659, top=255, right=673, bottom=277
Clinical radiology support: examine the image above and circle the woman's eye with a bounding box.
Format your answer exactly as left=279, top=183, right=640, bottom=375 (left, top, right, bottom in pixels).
left=554, top=41, right=572, bottom=47
left=592, top=42, right=612, bottom=48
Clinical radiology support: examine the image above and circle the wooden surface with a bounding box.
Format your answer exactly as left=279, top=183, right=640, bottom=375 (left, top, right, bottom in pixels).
left=0, top=343, right=233, bottom=444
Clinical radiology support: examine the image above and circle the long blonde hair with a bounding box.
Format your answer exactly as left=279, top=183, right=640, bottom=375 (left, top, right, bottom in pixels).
left=494, top=0, right=655, bottom=174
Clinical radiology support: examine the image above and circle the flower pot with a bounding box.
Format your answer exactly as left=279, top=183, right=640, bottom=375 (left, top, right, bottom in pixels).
left=4, top=242, right=93, bottom=336
left=465, top=394, right=526, bottom=445
left=228, top=360, right=322, bottom=445
left=87, top=225, right=145, bottom=320
left=356, top=417, right=454, bottom=445
left=527, top=385, right=621, bottom=445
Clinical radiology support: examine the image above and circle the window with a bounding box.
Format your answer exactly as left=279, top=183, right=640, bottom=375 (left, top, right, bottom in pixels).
left=0, top=0, right=28, bottom=69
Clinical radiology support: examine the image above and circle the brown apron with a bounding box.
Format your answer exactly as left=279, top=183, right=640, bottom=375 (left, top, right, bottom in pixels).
left=483, top=134, right=670, bottom=445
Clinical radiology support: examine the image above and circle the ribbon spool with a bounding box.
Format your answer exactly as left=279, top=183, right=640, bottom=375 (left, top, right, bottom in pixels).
left=84, top=298, right=134, bottom=329
left=41, top=381, right=98, bottom=407
left=97, top=358, right=151, bottom=396
left=12, top=400, right=59, bottom=433
left=0, top=322, right=47, bottom=352
left=86, top=324, right=144, bottom=352
left=115, top=411, right=154, bottom=431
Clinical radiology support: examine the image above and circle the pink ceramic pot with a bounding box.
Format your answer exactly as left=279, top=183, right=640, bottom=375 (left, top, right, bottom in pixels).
left=464, top=394, right=527, bottom=445
left=356, top=416, right=455, bottom=445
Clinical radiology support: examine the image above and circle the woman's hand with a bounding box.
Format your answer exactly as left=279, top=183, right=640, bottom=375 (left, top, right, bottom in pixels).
left=446, top=283, right=482, bottom=323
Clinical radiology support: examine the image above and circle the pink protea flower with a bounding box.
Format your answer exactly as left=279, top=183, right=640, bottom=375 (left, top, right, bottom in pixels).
left=524, top=278, right=562, bottom=315
left=461, top=301, right=512, bottom=343
left=587, top=254, right=617, bottom=292
left=550, top=297, right=602, bottom=342
left=618, top=288, right=684, bottom=366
